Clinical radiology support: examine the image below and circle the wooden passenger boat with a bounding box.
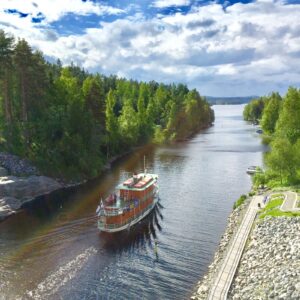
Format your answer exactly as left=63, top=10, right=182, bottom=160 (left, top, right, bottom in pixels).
left=96, top=172, right=159, bottom=233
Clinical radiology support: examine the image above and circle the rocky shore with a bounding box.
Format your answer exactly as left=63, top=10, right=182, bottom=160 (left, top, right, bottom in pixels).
left=191, top=195, right=252, bottom=299
left=192, top=197, right=300, bottom=300
left=0, top=153, right=62, bottom=221
left=0, top=150, right=133, bottom=221
left=228, top=217, right=300, bottom=299
left=0, top=152, right=39, bottom=176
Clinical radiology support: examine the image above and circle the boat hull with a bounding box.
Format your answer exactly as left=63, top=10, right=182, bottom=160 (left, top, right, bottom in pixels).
left=98, top=197, right=158, bottom=233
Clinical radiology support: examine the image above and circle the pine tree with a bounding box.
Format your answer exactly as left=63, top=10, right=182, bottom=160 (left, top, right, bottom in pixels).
left=0, top=30, right=14, bottom=123
left=105, top=89, right=119, bottom=156
left=14, top=39, right=33, bottom=122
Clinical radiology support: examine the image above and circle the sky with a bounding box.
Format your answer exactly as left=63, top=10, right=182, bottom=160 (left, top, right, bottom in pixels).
left=1, top=0, right=300, bottom=97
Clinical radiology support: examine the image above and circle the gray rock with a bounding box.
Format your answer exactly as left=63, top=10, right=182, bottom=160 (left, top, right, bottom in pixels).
left=0, top=152, right=39, bottom=176
left=0, top=167, right=8, bottom=176
left=0, top=176, right=62, bottom=200
left=291, top=291, right=300, bottom=299
left=0, top=175, right=62, bottom=221
left=0, top=197, right=21, bottom=210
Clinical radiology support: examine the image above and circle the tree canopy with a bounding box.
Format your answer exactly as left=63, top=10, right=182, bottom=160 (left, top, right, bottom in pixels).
left=0, top=30, right=214, bottom=180
left=245, top=87, right=300, bottom=186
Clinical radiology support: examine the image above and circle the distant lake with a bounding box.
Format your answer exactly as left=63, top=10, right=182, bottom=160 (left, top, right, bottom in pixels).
left=0, top=105, right=267, bottom=299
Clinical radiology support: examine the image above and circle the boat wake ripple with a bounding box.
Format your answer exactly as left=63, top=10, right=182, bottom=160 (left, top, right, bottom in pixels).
left=25, top=247, right=97, bottom=299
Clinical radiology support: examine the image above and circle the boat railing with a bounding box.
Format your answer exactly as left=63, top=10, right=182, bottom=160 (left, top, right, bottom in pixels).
left=98, top=204, right=154, bottom=230
left=99, top=207, right=123, bottom=216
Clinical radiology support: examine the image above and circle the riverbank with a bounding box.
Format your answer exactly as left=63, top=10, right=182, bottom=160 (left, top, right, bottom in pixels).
left=191, top=193, right=252, bottom=299
left=228, top=216, right=300, bottom=299
left=0, top=152, right=63, bottom=221
left=0, top=149, right=135, bottom=221
left=191, top=191, right=300, bottom=299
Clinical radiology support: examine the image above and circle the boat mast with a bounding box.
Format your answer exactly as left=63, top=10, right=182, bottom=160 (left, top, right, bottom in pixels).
left=144, top=155, right=147, bottom=175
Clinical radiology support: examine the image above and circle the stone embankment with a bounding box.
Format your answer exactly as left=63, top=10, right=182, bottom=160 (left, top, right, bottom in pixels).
left=192, top=196, right=300, bottom=300
left=0, top=153, right=62, bottom=221
left=191, top=196, right=251, bottom=299
left=228, top=217, right=300, bottom=299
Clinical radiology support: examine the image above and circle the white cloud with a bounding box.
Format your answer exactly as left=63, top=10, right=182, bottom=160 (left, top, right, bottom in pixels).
left=151, top=0, right=191, bottom=8
left=0, top=0, right=124, bottom=24
left=1, top=1, right=300, bottom=96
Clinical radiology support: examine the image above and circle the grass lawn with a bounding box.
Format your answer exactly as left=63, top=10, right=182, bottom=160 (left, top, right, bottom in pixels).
left=259, top=195, right=300, bottom=219
left=269, top=193, right=284, bottom=200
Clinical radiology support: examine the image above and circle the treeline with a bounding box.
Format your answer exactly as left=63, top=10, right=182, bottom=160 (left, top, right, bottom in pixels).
left=207, top=96, right=257, bottom=105
left=243, top=88, right=300, bottom=186
left=0, top=30, right=214, bottom=179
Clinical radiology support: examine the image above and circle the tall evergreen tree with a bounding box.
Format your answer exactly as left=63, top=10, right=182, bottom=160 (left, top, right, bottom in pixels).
left=105, top=89, right=119, bottom=156
left=14, top=39, right=33, bottom=122
left=0, top=30, right=14, bottom=123
left=276, top=87, right=300, bottom=144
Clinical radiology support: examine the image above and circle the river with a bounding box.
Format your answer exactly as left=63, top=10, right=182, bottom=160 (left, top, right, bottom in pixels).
left=0, top=105, right=267, bottom=300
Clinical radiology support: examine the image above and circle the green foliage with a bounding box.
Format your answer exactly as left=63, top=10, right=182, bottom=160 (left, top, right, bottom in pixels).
left=269, top=193, right=284, bottom=200
left=276, top=87, right=300, bottom=144
left=260, top=92, right=282, bottom=134
left=153, top=125, right=165, bottom=144
left=259, top=209, right=300, bottom=219
left=246, top=87, right=300, bottom=187
left=233, top=194, right=247, bottom=209
left=243, top=98, right=265, bottom=122
left=259, top=196, right=300, bottom=218
left=0, top=30, right=214, bottom=180
left=266, top=138, right=299, bottom=184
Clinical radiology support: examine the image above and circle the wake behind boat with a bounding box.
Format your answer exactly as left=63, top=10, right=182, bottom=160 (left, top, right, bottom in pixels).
left=96, top=172, right=159, bottom=233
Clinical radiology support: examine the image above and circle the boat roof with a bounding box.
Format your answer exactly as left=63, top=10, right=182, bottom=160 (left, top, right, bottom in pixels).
left=117, top=173, right=158, bottom=191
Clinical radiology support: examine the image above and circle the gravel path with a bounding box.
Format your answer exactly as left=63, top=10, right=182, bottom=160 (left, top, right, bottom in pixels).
left=280, top=191, right=299, bottom=212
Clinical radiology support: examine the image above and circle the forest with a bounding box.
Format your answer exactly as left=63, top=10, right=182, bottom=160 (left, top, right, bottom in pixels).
left=0, top=30, right=214, bottom=180
left=243, top=88, right=300, bottom=186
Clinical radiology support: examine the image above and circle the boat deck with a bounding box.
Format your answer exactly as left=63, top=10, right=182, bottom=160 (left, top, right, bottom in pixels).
left=117, top=173, right=158, bottom=191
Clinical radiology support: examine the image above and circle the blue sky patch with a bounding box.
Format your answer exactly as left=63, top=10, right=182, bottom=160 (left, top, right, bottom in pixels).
left=5, top=9, right=29, bottom=18
left=1, top=0, right=300, bottom=96
left=31, top=12, right=45, bottom=23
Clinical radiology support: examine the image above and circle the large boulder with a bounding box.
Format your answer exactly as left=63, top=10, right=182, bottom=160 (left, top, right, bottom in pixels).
left=0, top=176, right=63, bottom=221
left=0, top=176, right=62, bottom=202
left=0, top=197, right=19, bottom=221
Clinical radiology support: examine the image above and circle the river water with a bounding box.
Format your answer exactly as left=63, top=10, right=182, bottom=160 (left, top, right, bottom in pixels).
left=0, top=105, right=266, bottom=300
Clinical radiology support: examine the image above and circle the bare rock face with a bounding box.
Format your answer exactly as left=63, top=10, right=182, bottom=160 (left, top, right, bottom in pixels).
left=0, top=176, right=62, bottom=221
left=0, top=153, right=64, bottom=221
left=0, top=197, right=18, bottom=219
left=0, top=167, right=8, bottom=176
left=0, top=176, right=62, bottom=199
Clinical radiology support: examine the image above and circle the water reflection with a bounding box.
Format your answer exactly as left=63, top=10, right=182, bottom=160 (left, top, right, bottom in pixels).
left=0, top=105, right=266, bottom=300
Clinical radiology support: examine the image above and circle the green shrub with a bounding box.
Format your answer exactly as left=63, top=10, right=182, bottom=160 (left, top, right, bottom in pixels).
left=233, top=194, right=247, bottom=209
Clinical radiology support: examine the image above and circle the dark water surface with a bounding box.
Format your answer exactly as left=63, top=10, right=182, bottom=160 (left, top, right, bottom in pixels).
left=0, top=105, right=266, bottom=300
